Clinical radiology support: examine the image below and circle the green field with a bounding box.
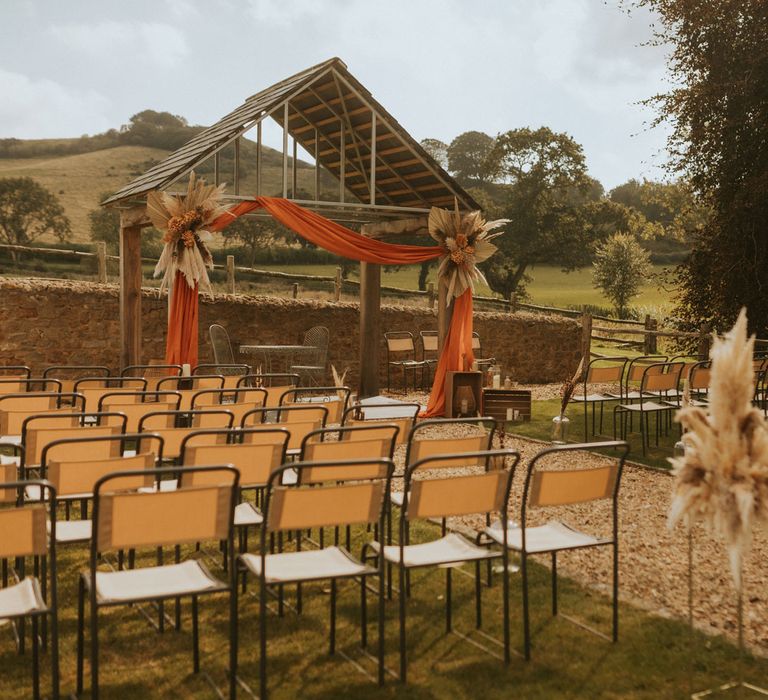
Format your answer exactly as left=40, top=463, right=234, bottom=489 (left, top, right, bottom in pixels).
left=249, top=263, right=672, bottom=314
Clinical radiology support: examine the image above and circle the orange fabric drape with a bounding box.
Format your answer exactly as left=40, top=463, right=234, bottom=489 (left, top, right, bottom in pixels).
left=209, top=197, right=444, bottom=265
left=422, top=290, right=475, bottom=417
left=164, top=272, right=199, bottom=368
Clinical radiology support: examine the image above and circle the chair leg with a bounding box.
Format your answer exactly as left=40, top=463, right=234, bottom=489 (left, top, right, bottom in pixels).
left=329, top=579, right=337, bottom=655
left=445, top=568, right=452, bottom=633
left=259, top=576, right=268, bottom=700
left=230, top=578, right=238, bottom=700
left=378, top=569, right=385, bottom=687
left=31, top=616, right=39, bottom=700
left=398, top=565, right=407, bottom=683
left=502, top=549, right=511, bottom=664
left=76, top=577, right=85, bottom=695
left=90, top=595, right=99, bottom=700
left=551, top=552, right=558, bottom=616
left=613, top=542, right=619, bottom=643
left=475, top=561, right=482, bottom=629
left=192, top=596, right=200, bottom=673
left=360, top=573, right=368, bottom=648
left=522, top=553, right=531, bottom=661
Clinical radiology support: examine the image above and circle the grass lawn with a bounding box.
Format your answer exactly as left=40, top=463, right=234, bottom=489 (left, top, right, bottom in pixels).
left=1, top=517, right=766, bottom=699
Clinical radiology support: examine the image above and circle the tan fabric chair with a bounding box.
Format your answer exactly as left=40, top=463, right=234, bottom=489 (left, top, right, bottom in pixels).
left=341, top=402, right=421, bottom=446
left=98, top=391, right=182, bottom=432
left=0, top=393, right=83, bottom=438
left=0, top=478, right=60, bottom=699
left=76, top=465, right=238, bottom=699
left=138, top=410, right=234, bottom=461
left=485, top=441, right=628, bottom=659
left=241, top=404, right=329, bottom=453
left=571, top=357, right=629, bottom=441
left=237, top=459, right=394, bottom=698
left=375, top=448, right=519, bottom=680
left=121, top=364, right=182, bottom=393
left=279, top=386, right=351, bottom=426
left=384, top=331, right=429, bottom=392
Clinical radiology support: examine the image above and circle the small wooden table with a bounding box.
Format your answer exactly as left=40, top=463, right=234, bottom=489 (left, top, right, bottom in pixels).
left=445, top=371, right=483, bottom=418
left=481, top=388, right=532, bottom=423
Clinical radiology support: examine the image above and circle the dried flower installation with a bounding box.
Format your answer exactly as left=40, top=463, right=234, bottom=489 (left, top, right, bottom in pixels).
left=559, top=356, right=584, bottom=418
left=147, top=172, right=226, bottom=294
left=668, top=308, right=768, bottom=587
left=428, top=199, right=507, bottom=300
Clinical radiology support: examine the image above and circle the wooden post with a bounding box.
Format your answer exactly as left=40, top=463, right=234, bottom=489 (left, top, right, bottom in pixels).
left=510, top=292, right=517, bottom=313
left=358, top=262, right=381, bottom=398
left=226, top=255, right=235, bottom=294
left=581, top=311, right=593, bottom=364
left=698, top=322, right=711, bottom=359
left=427, top=283, right=435, bottom=310
left=437, top=276, right=451, bottom=353
left=96, top=241, right=107, bottom=283
left=119, top=223, right=142, bottom=369
left=644, top=314, right=652, bottom=354
left=334, top=266, right=342, bottom=302
left=649, top=317, right=658, bottom=354
left=292, top=283, right=299, bottom=299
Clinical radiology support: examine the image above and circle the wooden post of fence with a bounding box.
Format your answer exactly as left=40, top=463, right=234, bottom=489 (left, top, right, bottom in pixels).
left=334, top=266, right=342, bottom=302
left=698, top=322, right=711, bottom=359
left=96, top=241, right=107, bottom=283
left=226, top=255, right=235, bottom=295
left=643, top=314, right=652, bottom=354
left=292, top=283, right=299, bottom=299
left=510, top=292, right=517, bottom=313
left=427, top=283, right=435, bottom=310
left=649, top=317, right=658, bottom=353
left=581, top=311, right=593, bottom=363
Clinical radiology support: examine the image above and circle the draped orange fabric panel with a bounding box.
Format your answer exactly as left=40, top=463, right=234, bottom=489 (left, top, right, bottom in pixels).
left=164, top=273, right=199, bottom=368
left=209, top=197, right=444, bottom=264
left=166, top=196, right=473, bottom=417
left=422, top=290, right=475, bottom=417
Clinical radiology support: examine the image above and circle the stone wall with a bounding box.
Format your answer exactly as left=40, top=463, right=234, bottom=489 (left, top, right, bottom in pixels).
left=0, top=278, right=581, bottom=384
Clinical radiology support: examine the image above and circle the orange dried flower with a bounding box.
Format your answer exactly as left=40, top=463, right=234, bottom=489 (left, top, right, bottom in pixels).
left=455, top=233, right=468, bottom=248
left=450, top=249, right=466, bottom=265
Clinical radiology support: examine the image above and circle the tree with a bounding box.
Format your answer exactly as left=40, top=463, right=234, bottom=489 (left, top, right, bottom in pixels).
left=592, top=233, right=653, bottom=318
left=221, top=217, right=282, bottom=267
left=481, top=127, right=613, bottom=298
left=447, top=131, right=495, bottom=185
left=632, top=0, right=768, bottom=335
left=420, top=138, right=449, bottom=170
left=0, top=178, right=70, bottom=260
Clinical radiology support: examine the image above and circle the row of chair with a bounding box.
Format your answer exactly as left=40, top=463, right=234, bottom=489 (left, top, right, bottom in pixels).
left=385, top=331, right=496, bottom=392
left=1, top=431, right=628, bottom=699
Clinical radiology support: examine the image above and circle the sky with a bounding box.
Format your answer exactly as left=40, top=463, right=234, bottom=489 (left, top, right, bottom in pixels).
left=0, top=0, right=672, bottom=191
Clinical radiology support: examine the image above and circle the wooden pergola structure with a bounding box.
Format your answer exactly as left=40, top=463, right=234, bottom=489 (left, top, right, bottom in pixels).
left=103, top=57, right=478, bottom=397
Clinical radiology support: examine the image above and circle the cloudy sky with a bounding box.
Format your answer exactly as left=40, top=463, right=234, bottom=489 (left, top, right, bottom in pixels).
left=0, top=0, right=672, bottom=190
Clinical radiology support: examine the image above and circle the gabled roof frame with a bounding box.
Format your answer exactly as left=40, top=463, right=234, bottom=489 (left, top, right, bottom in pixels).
left=104, top=57, right=478, bottom=223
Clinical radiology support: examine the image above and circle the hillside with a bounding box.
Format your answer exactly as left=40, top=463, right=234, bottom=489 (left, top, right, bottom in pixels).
left=0, top=146, right=169, bottom=242
left=0, top=141, right=338, bottom=243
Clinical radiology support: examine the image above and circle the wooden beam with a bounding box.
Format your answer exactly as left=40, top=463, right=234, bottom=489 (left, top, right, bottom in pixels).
left=361, top=216, right=429, bottom=239
left=119, top=221, right=143, bottom=369
left=358, top=262, right=381, bottom=398
left=116, top=205, right=152, bottom=229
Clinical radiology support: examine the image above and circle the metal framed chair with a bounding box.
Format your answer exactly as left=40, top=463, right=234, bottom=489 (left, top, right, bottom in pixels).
left=121, top=364, right=182, bottom=393
left=341, top=402, right=421, bottom=446
left=190, top=387, right=268, bottom=424
left=613, top=362, right=684, bottom=455
left=241, top=404, right=329, bottom=454
left=76, top=465, right=239, bottom=699
left=471, top=332, right=496, bottom=371
left=290, top=325, right=329, bottom=387
left=419, top=330, right=439, bottom=388
left=279, top=386, right=351, bottom=425
left=237, top=458, right=394, bottom=699
left=42, top=366, right=111, bottom=394
left=236, top=373, right=300, bottom=406
left=138, top=409, right=235, bottom=462
left=384, top=332, right=429, bottom=393
left=0, top=478, right=59, bottom=700
left=209, top=323, right=236, bottom=366
left=485, top=441, right=629, bottom=659
left=571, top=357, right=629, bottom=441
left=376, top=448, right=519, bottom=680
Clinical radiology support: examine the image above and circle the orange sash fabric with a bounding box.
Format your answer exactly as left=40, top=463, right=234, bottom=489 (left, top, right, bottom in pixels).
left=164, top=273, right=199, bottom=368
left=165, top=196, right=474, bottom=416
left=422, top=290, right=475, bottom=417
left=209, top=197, right=444, bottom=264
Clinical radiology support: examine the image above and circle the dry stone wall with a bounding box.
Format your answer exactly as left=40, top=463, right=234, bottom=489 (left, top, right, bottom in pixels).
left=0, top=278, right=581, bottom=384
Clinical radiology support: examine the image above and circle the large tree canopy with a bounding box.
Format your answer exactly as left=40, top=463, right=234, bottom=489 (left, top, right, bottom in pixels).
left=635, top=0, right=768, bottom=334
left=447, top=131, right=495, bottom=185
left=0, top=178, right=70, bottom=256
left=481, top=127, right=615, bottom=298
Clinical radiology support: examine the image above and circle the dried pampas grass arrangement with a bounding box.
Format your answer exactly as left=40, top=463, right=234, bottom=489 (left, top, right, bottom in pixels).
left=428, top=199, right=507, bottom=300
left=668, top=308, right=768, bottom=587
left=147, top=172, right=227, bottom=295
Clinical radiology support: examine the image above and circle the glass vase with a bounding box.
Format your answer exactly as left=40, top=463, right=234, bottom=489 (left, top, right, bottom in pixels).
left=551, top=414, right=570, bottom=444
